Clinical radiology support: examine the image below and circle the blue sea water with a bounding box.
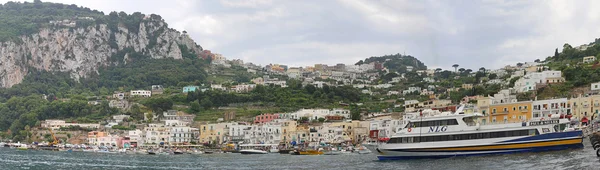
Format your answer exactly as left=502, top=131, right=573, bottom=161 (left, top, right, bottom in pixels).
left=1, top=141, right=599, bottom=170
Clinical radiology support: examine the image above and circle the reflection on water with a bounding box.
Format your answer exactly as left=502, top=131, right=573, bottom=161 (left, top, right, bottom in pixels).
left=1, top=141, right=600, bottom=170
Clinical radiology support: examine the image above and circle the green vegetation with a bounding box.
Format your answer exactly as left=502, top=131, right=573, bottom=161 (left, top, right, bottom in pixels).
left=356, top=53, right=428, bottom=73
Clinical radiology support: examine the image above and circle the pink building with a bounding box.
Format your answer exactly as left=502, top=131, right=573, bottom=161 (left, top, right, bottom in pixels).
left=117, top=137, right=132, bottom=148
left=254, top=113, right=279, bottom=124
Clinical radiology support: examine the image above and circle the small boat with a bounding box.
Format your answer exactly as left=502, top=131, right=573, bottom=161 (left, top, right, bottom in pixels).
left=204, top=150, right=214, bottom=154
left=293, top=150, right=324, bottom=155
left=17, top=145, right=28, bottom=150
left=240, top=149, right=268, bottom=154
left=148, top=150, right=157, bottom=155
left=278, top=149, right=293, bottom=154
left=269, top=148, right=279, bottom=153
left=324, top=151, right=341, bottom=155
left=190, top=150, right=204, bottom=155
left=173, top=150, right=184, bottom=154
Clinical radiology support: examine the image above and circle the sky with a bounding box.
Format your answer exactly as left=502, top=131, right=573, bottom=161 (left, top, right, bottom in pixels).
left=4, top=0, right=600, bottom=70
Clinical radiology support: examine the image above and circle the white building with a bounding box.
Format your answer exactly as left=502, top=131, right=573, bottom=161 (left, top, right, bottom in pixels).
left=112, top=114, right=130, bottom=123
left=144, top=123, right=171, bottom=145
left=313, top=81, right=329, bottom=88
left=423, top=77, right=435, bottom=83
left=130, top=90, right=151, bottom=97
left=373, top=84, right=392, bottom=89
left=592, top=82, right=600, bottom=91
left=170, top=126, right=199, bottom=144
left=403, top=87, right=422, bottom=95
left=531, top=98, right=570, bottom=119
left=387, top=91, right=400, bottom=96
left=128, top=129, right=144, bottom=146
left=490, top=89, right=518, bottom=104
left=41, top=120, right=100, bottom=130
left=243, top=123, right=282, bottom=144
left=211, top=84, right=227, bottom=91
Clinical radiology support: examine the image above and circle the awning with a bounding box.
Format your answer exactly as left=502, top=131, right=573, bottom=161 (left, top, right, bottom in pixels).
left=582, top=117, right=589, bottom=123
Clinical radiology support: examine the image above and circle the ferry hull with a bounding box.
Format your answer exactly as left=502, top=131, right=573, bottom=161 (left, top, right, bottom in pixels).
left=377, top=143, right=583, bottom=160
left=376, top=131, right=584, bottom=160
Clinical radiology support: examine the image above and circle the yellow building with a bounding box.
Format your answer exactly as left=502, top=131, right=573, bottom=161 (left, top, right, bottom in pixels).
left=569, top=95, right=600, bottom=123
left=489, top=101, right=532, bottom=124
left=279, top=120, right=298, bottom=145
left=199, top=122, right=229, bottom=144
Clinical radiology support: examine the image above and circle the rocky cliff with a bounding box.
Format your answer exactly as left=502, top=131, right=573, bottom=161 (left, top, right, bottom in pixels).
left=0, top=17, right=203, bottom=88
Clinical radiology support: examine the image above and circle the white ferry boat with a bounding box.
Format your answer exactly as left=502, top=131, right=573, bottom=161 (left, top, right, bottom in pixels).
left=370, top=108, right=583, bottom=160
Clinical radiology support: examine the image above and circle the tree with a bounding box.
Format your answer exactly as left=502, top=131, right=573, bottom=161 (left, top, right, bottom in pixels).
left=452, top=64, right=459, bottom=73
left=479, top=67, right=486, bottom=74
left=516, top=63, right=524, bottom=67
left=318, top=117, right=326, bottom=122
left=488, top=73, right=498, bottom=80
left=130, top=104, right=143, bottom=120
left=458, top=68, right=465, bottom=73
left=554, top=48, right=559, bottom=58
left=190, top=100, right=201, bottom=112
left=534, top=59, right=541, bottom=63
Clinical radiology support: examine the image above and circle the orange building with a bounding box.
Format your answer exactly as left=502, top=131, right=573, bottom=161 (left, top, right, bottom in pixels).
left=488, top=101, right=532, bottom=124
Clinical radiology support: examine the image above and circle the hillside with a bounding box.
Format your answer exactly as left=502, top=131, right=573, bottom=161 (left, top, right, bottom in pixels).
left=0, top=1, right=205, bottom=88
left=356, top=53, right=427, bottom=73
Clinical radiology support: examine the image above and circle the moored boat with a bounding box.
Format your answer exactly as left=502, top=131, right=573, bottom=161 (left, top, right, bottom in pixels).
left=292, top=150, right=324, bottom=155
left=372, top=107, right=583, bottom=160
left=239, top=149, right=268, bottom=154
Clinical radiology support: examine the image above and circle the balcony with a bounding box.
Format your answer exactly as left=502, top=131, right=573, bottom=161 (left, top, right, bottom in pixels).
left=492, top=111, right=509, bottom=115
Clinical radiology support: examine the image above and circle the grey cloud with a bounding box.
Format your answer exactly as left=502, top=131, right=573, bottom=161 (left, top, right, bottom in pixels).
left=5, top=0, right=600, bottom=70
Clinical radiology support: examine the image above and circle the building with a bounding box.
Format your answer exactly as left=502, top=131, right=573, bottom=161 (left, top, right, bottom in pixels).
left=151, top=85, right=164, bottom=95
left=109, top=100, right=128, bottom=109
left=254, top=113, right=280, bottom=124
left=584, top=56, right=596, bottom=64
left=224, top=112, right=236, bottom=121
left=490, top=89, right=518, bottom=105
left=231, top=84, right=256, bottom=93
left=183, top=86, right=200, bottom=93
left=461, top=84, right=474, bottom=89
left=128, top=129, right=143, bottom=147
left=592, top=82, right=600, bottom=91
left=144, top=123, right=171, bottom=145
left=569, top=95, right=600, bottom=124
left=531, top=98, right=570, bottom=119
left=41, top=120, right=101, bottom=130
left=113, top=92, right=125, bottom=100
left=130, top=90, right=151, bottom=97
left=112, top=114, right=130, bottom=123
left=488, top=101, right=532, bottom=124
left=170, top=126, right=199, bottom=144
left=403, top=87, right=421, bottom=95
left=162, top=110, right=196, bottom=125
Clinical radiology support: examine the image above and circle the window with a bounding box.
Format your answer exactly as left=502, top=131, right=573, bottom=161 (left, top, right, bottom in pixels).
left=493, top=109, right=497, bottom=113
left=387, top=130, right=533, bottom=143
left=513, top=107, right=516, bottom=111
left=503, top=108, right=508, bottom=112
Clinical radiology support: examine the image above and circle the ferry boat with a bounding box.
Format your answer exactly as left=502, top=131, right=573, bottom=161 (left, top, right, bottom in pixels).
left=370, top=107, right=583, bottom=160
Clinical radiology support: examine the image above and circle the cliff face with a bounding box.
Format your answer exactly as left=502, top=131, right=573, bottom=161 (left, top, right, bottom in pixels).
left=0, top=19, right=203, bottom=88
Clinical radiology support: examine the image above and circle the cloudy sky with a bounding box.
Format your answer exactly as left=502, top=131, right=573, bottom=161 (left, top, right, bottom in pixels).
left=5, top=0, right=600, bottom=70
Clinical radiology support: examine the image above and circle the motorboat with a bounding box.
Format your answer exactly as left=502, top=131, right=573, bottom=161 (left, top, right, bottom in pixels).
left=240, top=149, right=268, bottom=154
left=371, top=106, right=583, bottom=160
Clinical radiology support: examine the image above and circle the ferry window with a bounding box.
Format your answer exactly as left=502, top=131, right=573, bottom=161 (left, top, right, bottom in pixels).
left=414, top=137, right=420, bottom=143
left=440, top=135, right=448, bottom=141
left=433, top=136, right=441, bottom=141
left=402, top=137, right=408, bottom=143
left=407, top=137, right=414, bottom=143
